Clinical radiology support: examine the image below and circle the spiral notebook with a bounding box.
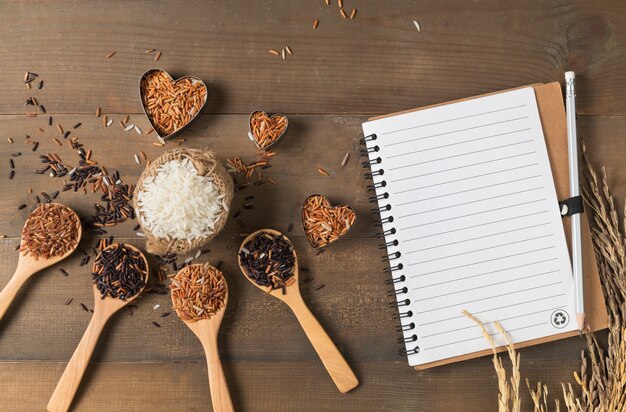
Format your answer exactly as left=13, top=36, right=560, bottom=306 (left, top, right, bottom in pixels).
left=361, top=83, right=607, bottom=369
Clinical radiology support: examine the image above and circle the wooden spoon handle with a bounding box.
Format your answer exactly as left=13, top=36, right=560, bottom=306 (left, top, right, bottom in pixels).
left=288, top=296, right=359, bottom=393
left=47, top=311, right=109, bottom=412
left=201, top=328, right=234, bottom=412
left=0, top=267, right=33, bottom=322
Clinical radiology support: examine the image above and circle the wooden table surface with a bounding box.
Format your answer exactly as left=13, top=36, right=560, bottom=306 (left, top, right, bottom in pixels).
left=0, top=1, right=625, bottom=410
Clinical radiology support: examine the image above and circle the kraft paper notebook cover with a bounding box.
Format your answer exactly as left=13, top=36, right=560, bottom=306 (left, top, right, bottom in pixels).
left=361, top=82, right=607, bottom=370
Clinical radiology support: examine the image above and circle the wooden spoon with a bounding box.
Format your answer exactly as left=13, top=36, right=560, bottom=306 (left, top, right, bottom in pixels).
left=173, top=267, right=233, bottom=412
left=238, top=229, right=359, bottom=393
left=47, top=244, right=149, bottom=412
left=0, top=203, right=82, bottom=322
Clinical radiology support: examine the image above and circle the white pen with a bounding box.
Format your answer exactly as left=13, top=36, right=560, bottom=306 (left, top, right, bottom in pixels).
left=565, top=71, right=584, bottom=330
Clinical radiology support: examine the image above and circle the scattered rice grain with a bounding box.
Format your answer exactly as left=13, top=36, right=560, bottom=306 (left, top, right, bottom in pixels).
left=341, top=152, right=350, bottom=167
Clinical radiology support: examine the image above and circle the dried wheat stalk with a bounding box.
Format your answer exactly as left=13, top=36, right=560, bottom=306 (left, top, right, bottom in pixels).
left=470, top=141, right=626, bottom=410
left=533, top=142, right=626, bottom=410
left=464, top=310, right=521, bottom=412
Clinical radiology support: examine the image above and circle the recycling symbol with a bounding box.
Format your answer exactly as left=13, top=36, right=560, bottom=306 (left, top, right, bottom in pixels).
left=550, top=310, right=569, bottom=329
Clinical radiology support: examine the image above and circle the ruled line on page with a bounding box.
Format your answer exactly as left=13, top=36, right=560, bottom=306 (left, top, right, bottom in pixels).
left=381, top=104, right=527, bottom=136
left=389, top=152, right=537, bottom=184
left=405, top=222, right=550, bottom=254
left=409, top=246, right=556, bottom=278
left=395, top=175, right=541, bottom=207
left=403, top=211, right=549, bottom=242
left=400, top=200, right=547, bottom=231
left=425, top=322, right=548, bottom=350
left=420, top=306, right=565, bottom=339
left=418, top=294, right=565, bottom=326
left=383, top=116, right=530, bottom=148
left=397, top=187, right=545, bottom=219
left=388, top=140, right=533, bottom=171
left=413, top=270, right=559, bottom=303
left=394, top=163, right=539, bottom=195
left=413, top=258, right=558, bottom=288
left=386, top=128, right=532, bottom=159
left=415, top=281, right=563, bottom=315
left=407, top=235, right=554, bottom=265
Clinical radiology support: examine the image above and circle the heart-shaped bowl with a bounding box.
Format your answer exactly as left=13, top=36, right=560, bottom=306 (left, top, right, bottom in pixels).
left=301, top=194, right=356, bottom=248
left=139, top=68, right=208, bottom=142
left=247, top=110, right=288, bottom=150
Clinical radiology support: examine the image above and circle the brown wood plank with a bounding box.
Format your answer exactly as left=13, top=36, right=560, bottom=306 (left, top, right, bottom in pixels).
left=0, top=234, right=597, bottom=365
left=0, top=1, right=625, bottom=115
left=0, top=114, right=375, bottom=238
left=0, top=237, right=392, bottom=362
left=0, top=359, right=587, bottom=411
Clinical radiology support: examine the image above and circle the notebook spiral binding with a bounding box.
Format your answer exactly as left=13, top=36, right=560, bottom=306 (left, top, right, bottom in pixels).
left=360, top=133, right=420, bottom=357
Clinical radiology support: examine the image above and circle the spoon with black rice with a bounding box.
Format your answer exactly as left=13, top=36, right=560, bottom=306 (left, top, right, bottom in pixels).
left=238, top=228, right=358, bottom=393
left=48, top=243, right=149, bottom=412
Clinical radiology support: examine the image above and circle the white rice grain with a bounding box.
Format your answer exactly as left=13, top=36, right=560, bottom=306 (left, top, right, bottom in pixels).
left=137, top=158, right=226, bottom=242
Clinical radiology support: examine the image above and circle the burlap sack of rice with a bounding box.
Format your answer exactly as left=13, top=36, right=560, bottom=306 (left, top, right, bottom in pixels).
left=133, top=148, right=234, bottom=255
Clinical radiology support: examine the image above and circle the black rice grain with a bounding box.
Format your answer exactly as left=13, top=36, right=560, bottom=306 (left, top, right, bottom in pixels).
left=239, top=232, right=295, bottom=293
left=92, top=243, right=147, bottom=300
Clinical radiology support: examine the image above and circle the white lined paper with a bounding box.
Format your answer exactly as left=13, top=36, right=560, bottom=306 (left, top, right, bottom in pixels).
left=362, top=87, right=577, bottom=366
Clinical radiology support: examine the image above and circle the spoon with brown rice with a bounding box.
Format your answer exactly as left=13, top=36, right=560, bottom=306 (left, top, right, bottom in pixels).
left=0, top=203, right=82, bottom=322
left=171, top=263, right=233, bottom=412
